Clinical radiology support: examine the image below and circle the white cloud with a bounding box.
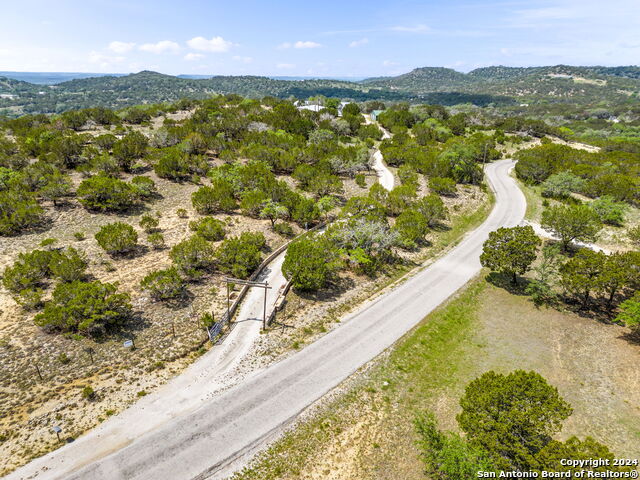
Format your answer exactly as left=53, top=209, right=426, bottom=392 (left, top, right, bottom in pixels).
left=279, top=41, right=322, bottom=49
left=391, top=24, right=430, bottom=33
left=88, top=51, right=125, bottom=69
left=295, top=40, right=321, bottom=49
left=187, top=36, right=234, bottom=53
left=382, top=60, right=399, bottom=66
left=349, top=38, right=369, bottom=48
left=139, top=40, right=181, bottom=54
left=108, top=41, right=135, bottom=54
left=184, top=52, right=205, bottom=61
left=276, top=63, right=295, bottom=69
left=232, top=55, right=253, bottom=64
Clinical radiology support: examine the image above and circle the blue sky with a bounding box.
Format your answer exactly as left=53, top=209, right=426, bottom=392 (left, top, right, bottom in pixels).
left=0, top=0, right=638, bottom=76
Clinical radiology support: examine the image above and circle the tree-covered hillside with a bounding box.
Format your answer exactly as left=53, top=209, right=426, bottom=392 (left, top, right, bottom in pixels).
left=1, top=65, right=639, bottom=117
left=364, top=65, right=640, bottom=104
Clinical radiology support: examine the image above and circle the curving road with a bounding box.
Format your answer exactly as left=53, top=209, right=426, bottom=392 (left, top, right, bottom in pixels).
left=6, top=160, right=525, bottom=480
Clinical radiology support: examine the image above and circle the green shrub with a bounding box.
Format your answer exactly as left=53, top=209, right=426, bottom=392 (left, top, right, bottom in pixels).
left=49, top=247, right=87, bottom=282
left=154, top=149, right=190, bottom=180
left=57, top=352, right=71, bottom=365
left=2, top=249, right=53, bottom=293
left=141, top=267, right=186, bottom=301
left=39, top=238, right=57, bottom=248
left=200, top=312, right=215, bottom=328
left=415, top=412, right=495, bottom=479
left=94, top=133, right=117, bottom=150
left=170, top=235, right=216, bottom=278
left=354, top=173, right=366, bottom=188
left=112, top=131, right=148, bottom=171
left=398, top=165, right=419, bottom=187
left=386, top=184, right=418, bottom=216
left=429, top=176, right=457, bottom=196
left=615, top=292, right=640, bottom=328
left=0, top=189, right=44, bottom=236
left=147, top=232, right=165, bottom=249
left=541, top=171, right=585, bottom=198
left=34, top=280, right=132, bottom=336
left=95, top=222, right=138, bottom=255
left=2, top=247, right=87, bottom=298
left=393, top=208, right=429, bottom=249
left=215, top=232, right=265, bottom=279
left=176, top=208, right=188, bottom=218
left=130, top=176, right=157, bottom=199
left=416, top=194, right=447, bottom=227
left=590, top=195, right=627, bottom=226
left=240, top=189, right=269, bottom=217
left=16, top=288, right=44, bottom=310
left=188, top=217, right=226, bottom=241
left=282, top=236, right=340, bottom=290
left=357, top=124, right=383, bottom=141
left=274, top=222, right=294, bottom=237
left=139, top=214, right=159, bottom=233
left=77, top=175, right=138, bottom=212
left=191, top=181, right=237, bottom=214
left=81, top=385, right=96, bottom=400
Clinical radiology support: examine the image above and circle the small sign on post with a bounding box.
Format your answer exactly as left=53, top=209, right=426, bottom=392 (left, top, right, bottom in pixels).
left=123, top=339, right=134, bottom=349
left=52, top=425, right=62, bottom=442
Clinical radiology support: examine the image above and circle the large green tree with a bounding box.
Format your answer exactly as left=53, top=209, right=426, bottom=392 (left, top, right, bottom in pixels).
left=457, top=370, right=572, bottom=470
left=415, top=412, right=495, bottom=479
left=34, top=280, right=132, bottom=337
left=215, top=232, right=265, bottom=279
left=282, top=236, right=340, bottom=291
left=541, top=204, right=601, bottom=251
left=480, top=226, right=541, bottom=284
left=535, top=437, right=629, bottom=474
left=559, top=249, right=606, bottom=308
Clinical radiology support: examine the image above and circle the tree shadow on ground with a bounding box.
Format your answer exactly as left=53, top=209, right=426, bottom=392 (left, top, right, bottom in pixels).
left=163, top=290, right=196, bottom=310
left=294, top=275, right=357, bottom=303
left=50, top=200, right=78, bottom=212
left=109, top=244, right=150, bottom=260
left=485, top=271, right=530, bottom=296
left=619, top=329, right=640, bottom=346
left=430, top=221, right=451, bottom=232
left=117, top=311, right=152, bottom=339
left=554, top=294, right=621, bottom=325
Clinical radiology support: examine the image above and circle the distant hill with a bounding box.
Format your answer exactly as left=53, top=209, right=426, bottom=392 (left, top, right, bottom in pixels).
left=0, top=71, right=127, bottom=85
left=362, top=65, right=640, bottom=104
left=1, top=65, right=638, bottom=117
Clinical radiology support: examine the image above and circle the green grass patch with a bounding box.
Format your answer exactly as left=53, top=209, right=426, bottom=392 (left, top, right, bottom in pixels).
left=515, top=177, right=542, bottom=222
